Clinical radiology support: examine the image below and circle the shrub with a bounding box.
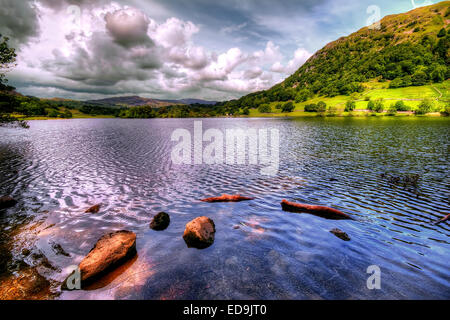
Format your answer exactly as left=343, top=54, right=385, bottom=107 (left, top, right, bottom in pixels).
left=345, top=100, right=356, bottom=112
left=440, top=104, right=450, bottom=116
left=304, top=103, right=318, bottom=112
left=387, top=104, right=397, bottom=116
left=258, top=104, right=271, bottom=113
left=317, top=101, right=327, bottom=113
left=48, top=109, right=59, bottom=117
left=437, top=28, right=446, bottom=38
left=415, top=98, right=434, bottom=115
left=295, top=89, right=311, bottom=103
left=282, top=101, right=295, bottom=113
left=394, top=100, right=410, bottom=111
left=367, top=100, right=375, bottom=111
left=242, top=107, right=250, bottom=115
left=373, top=98, right=384, bottom=113
left=275, top=103, right=283, bottom=109
left=364, top=96, right=371, bottom=101
left=326, top=105, right=337, bottom=116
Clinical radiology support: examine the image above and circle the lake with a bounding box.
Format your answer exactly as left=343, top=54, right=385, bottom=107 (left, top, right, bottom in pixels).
left=0, top=117, right=449, bottom=299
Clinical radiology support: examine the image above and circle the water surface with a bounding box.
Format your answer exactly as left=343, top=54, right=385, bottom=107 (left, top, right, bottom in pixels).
left=0, top=117, right=449, bottom=299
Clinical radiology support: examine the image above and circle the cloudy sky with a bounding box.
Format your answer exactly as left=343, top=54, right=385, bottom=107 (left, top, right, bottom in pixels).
left=0, top=0, right=436, bottom=101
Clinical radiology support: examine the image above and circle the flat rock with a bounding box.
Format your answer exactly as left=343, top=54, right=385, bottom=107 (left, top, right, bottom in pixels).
left=0, top=196, right=17, bottom=209
left=63, top=230, right=136, bottom=288
left=150, top=212, right=170, bottom=230
left=330, top=228, right=350, bottom=241
left=183, top=216, right=215, bottom=249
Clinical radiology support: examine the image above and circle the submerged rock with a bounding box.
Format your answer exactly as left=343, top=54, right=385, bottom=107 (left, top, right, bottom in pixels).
left=50, top=241, right=71, bottom=257
left=0, top=196, right=17, bottom=209
left=201, top=194, right=254, bottom=202
left=183, top=217, right=216, bottom=249
left=330, top=228, right=350, bottom=241
left=85, top=204, right=101, bottom=213
left=150, top=212, right=170, bottom=231
left=281, top=199, right=353, bottom=220
left=62, top=230, right=137, bottom=289
left=0, top=266, right=52, bottom=300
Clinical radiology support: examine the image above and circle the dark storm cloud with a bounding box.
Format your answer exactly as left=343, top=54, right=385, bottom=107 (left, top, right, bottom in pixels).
left=0, top=0, right=39, bottom=48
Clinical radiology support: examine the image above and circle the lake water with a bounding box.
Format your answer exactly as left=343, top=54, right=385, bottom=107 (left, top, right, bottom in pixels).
left=0, top=117, right=449, bottom=299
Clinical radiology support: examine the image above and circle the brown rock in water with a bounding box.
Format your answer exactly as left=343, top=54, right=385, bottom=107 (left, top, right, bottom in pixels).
left=434, top=213, right=449, bottom=225
left=201, top=194, right=254, bottom=202
left=330, top=228, right=350, bottom=241
left=0, top=267, right=52, bottom=300
left=0, top=196, right=17, bottom=209
left=183, top=217, right=216, bottom=249
left=63, top=230, right=137, bottom=289
left=85, top=204, right=101, bottom=213
left=281, top=199, right=353, bottom=220
left=150, top=212, right=170, bottom=231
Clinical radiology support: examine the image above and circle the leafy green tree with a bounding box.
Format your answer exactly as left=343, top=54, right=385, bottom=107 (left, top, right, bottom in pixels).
left=304, top=103, right=317, bottom=112
left=242, top=107, right=250, bottom=115
left=394, top=100, right=410, bottom=111
left=295, top=89, right=311, bottom=103
left=275, top=103, right=283, bottom=109
left=373, top=98, right=384, bottom=113
left=281, top=101, right=295, bottom=113
left=387, top=104, right=397, bottom=115
left=258, top=104, right=271, bottom=113
left=367, top=100, right=375, bottom=111
left=345, top=100, right=356, bottom=112
left=317, top=101, right=327, bottom=113
left=48, top=109, right=59, bottom=117
left=415, top=98, right=434, bottom=114
left=0, top=35, right=27, bottom=127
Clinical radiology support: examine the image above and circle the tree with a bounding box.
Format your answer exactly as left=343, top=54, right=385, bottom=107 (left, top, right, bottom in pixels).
left=0, top=35, right=27, bottom=127
left=373, top=98, right=384, bottom=113
left=367, top=100, right=375, bottom=111
left=317, top=101, right=327, bottom=113
left=242, top=107, right=250, bottom=115
left=281, top=101, right=295, bottom=113
left=394, top=100, right=410, bottom=111
left=415, top=98, right=434, bottom=115
left=437, top=28, right=446, bottom=38
left=258, top=104, right=271, bottom=113
left=345, top=100, right=356, bottom=112
left=0, top=34, right=17, bottom=86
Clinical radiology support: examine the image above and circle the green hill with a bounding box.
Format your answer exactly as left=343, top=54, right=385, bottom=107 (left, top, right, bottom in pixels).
left=219, top=1, right=449, bottom=116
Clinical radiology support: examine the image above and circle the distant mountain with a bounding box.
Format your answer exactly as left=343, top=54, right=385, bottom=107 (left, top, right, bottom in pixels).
left=86, top=96, right=217, bottom=107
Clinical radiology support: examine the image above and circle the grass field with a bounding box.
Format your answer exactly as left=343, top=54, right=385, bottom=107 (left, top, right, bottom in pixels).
left=245, top=80, right=449, bottom=118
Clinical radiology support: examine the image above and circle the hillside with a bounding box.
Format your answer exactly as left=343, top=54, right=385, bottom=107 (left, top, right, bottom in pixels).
left=221, top=1, right=449, bottom=115
left=86, top=96, right=217, bottom=107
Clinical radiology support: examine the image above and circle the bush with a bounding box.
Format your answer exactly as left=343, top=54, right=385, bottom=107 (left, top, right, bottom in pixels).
left=304, top=103, right=318, bottom=112
left=437, top=28, right=446, bottom=38
left=387, top=104, right=397, bottom=115
left=373, top=98, right=384, bottom=113
left=327, top=105, right=337, bottom=116
left=282, top=101, right=295, bottom=113
left=317, top=101, right=327, bottom=113
left=275, top=103, right=283, bottom=109
left=440, top=104, right=450, bottom=116
left=394, top=100, right=410, bottom=111
left=367, top=100, right=375, bottom=111
left=242, top=107, right=250, bottom=115
left=295, top=89, right=311, bottom=103
left=258, top=104, right=271, bottom=113
left=364, top=96, right=371, bottom=101
left=48, top=109, right=59, bottom=117
left=415, top=98, right=434, bottom=115
left=345, top=100, right=356, bottom=112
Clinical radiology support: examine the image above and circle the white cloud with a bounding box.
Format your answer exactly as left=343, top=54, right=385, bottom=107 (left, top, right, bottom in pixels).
left=271, top=47, right=311, bottom=74
left=7, top=1, right=305, bottom=100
